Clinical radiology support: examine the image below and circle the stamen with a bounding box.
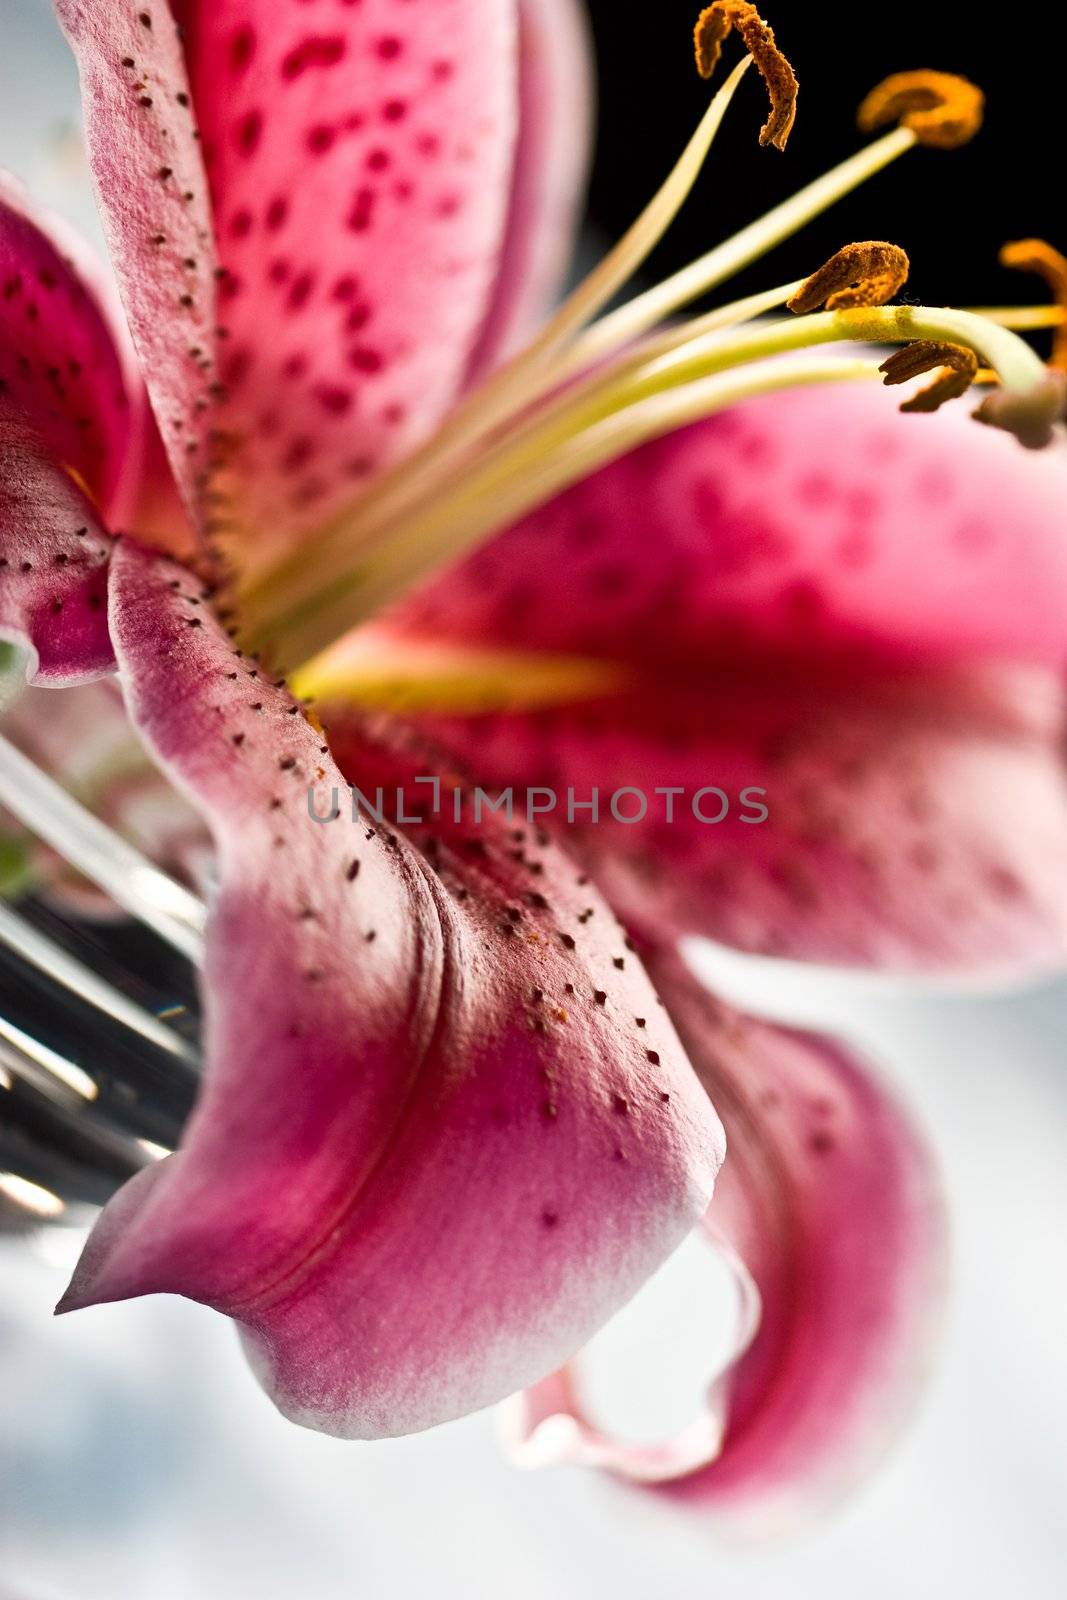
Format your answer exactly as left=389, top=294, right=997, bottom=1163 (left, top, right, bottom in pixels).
left=245, top=298, right=1053, bottom=667
left=967, top=305, right=1067, bottom=332
left=571, top=70, right=983, bottom=369
left=787, top=242, right=910, bottom=313
left=998, top=239, right=1067, bottom=369
left=857, top=70, right=984, bottom=150
left=973, top=372, right=1067, bottom=450
left=879, top=341, right=979, bottom=411
left=693, top=2, right=798, bottom=150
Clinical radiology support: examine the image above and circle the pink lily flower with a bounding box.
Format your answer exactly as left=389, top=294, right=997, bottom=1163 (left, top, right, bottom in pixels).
left=0, top=0, right=1063, bottom=1521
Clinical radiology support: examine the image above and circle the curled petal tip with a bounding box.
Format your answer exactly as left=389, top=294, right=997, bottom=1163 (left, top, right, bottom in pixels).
left=508, top=948, right=946, bottom=1529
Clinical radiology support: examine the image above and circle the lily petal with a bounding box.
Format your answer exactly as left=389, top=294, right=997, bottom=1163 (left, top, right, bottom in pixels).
left=1, top=403, right=113, bottom=684
left=509, top=943, right=945, bottom=1532
left=59, top=540, right=724, bottom=1439
left=403, top=663, right=1067, bottom=973
left=465, top=0, right=594, bottom=378
left=393, top=382, right=1067, bottom=674
left=53, top=0, right=220, bottom=528
left=0, top=407, right=113, bottom=685
left=0, top=175, right=131, bottom=683
left=168, top=0, right=519, bottom=554
left=0, top=171, right=138, bottom=512
left=374, top=381, right=1067, bottom=973
left=0, top=409, right=115, bottom=684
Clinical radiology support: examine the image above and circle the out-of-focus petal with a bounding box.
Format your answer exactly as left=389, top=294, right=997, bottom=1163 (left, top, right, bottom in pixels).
left=399, top=661, right=1067, bottom=974
left=392, top=383, right=1067, bottom=674
left=465, top=0, right=594, bottom=378
left=508, top=943, right=945, bottom=1533
left=58, top=542, right=723, bottom=1439
left=53, top=0, right=220, bottom=528
left=169, top=0, right=519, bottom=558
left=0, top=171, right=137, bottom=513
left=372, top=379, right=1067, bottom=974
left=0, top=176, right=124, bottom=683
left=0, top=409, right=112, bottom=685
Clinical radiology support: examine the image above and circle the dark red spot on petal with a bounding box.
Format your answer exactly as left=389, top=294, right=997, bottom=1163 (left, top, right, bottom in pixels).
left=315, top=384, right=353, bottom=416
left=347, top=188, right=377, bottom=232
left=287, top=271, right=316, bottom=311
left=348, top=347, right=383, bottom=374
left=230, top=24, right=256, bottom=72
left=265, top=196, right=289, bottom=232
left=236, top=110, right=264, bottom=157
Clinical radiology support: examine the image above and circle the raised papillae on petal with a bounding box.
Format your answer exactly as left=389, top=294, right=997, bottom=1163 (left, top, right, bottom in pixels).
left=0, top=411, right=113, bottom=684
left=53, top=1, right=221, bottom=530
left=58, top=541, right=723, bottom=1439
left=164, top=0, right=519, bottom=558
left=509, top=945, right=944, bottom=1530
left=0, top=177, right=125, bottom=683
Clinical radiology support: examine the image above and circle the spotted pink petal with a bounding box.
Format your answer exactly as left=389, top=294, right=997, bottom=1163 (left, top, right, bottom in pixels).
left=53, top=1, right=220, bottom=529
left=0, top=407, right=113, bottom=685
left=393, top=382, right=1067, bottom=675
left=379, top=380, right=1067, bottom=973
left=465, top=0, right=594, bottom=378
left=403, top=660, right=1067, bottom=973
left=509, top=943, right=945, bottom=1531
left=0, top=172, right=140, bottom=515
left=163, top=0, right=519, bottom=556
left=1, top=178, right=125, bottom=682
left=58, top=540, right=723, bottom=1438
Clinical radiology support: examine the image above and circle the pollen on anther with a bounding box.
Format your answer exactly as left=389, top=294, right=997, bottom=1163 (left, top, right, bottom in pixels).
left=880, top=340, right=979, bottom=412
left=693, top=2, right=798, bottom=151
left=999, top=239, right=1067, bottom=371
left=788, top=241, right=910, bottom=314
left=857, top=70, right=984, bottom=150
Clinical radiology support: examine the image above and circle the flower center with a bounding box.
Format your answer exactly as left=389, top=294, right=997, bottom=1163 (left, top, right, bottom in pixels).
left=234, top=6, right=1066, bottom=676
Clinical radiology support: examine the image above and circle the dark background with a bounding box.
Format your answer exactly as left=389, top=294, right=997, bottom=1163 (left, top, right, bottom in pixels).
left=580, top=1, right=1060, bottom=312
